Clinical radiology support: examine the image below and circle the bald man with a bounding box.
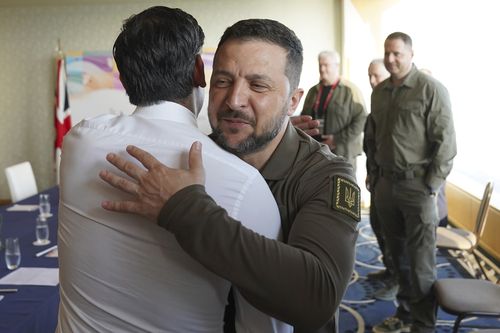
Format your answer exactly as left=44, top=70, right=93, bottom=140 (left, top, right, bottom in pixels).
left=368, top=58, right=389, bottom=89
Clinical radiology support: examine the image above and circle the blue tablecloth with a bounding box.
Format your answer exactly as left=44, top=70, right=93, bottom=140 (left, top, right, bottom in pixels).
left=0, top=187, right=59, bottom=333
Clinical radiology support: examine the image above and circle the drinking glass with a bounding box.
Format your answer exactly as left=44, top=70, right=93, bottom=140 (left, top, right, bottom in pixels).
left=39, top=194, right=51, bottom=219
left=35, top=216, right=50, bottom=245
left=5, top=237, right=21, bottom=270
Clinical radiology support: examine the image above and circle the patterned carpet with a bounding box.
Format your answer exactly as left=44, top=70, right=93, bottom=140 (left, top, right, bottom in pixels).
left=338, top=214, right=500, bottom=332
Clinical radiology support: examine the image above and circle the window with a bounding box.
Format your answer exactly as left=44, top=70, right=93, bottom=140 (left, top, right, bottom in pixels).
left=345, top=0, right=500, bottom=208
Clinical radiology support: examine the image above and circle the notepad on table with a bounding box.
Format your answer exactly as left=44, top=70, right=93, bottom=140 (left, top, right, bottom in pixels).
left=6, top=204, right=39, bottom=212
left=0, top=268, right=59, bottom=286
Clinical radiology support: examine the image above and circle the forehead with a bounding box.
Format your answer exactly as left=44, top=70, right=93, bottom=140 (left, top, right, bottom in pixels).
left=384, top=38, right=410, bottom=52
left=319, top=54, right=337, bottom=65
left=369, top=63, right=384, bottom=74
left=368, top=63, right=380, bottom=73
left=214, top=39, right=287, bottom=72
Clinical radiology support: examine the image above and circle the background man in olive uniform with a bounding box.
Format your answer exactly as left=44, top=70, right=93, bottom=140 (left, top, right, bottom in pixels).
left=366, top=32, right=456, bottom=333
left=364, top=59, right=399, bottom=301
left=99, top=19, right=360, bottom=333
left=301, top=50, right=367, bottom=170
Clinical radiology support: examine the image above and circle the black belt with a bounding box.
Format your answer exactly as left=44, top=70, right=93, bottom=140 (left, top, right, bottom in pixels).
left=379, top=168, right=426, bottom=180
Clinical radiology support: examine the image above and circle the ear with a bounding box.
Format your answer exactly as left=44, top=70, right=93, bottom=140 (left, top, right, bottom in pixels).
left=287, top=88, right=304, bottom=116
left=193, top=54, right=206, bottom=88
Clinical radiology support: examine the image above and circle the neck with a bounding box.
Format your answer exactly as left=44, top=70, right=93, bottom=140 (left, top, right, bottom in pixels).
left=177, top=97, right=197, bottom=115
left=391, top=66, right=412, bottom=87
left=321, top=78, right=338, bottom=86
left=241, top=120, right=288, bottom=170
left=390, top=76, right=404, bottom=87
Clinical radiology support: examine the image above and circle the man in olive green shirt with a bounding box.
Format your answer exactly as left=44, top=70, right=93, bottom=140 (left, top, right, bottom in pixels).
left=366, top=32, right=456, bottom=333
left=99, top=19, right=360, bottom=332
left=301, top=50, right=367, bottom=170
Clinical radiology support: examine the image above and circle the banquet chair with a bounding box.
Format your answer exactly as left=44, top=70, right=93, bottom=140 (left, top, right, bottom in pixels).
left=434, top=278, right=500, bottom=333
left=436, top=181, right=494, bottom=279
left=4, top=161, right=38, bottom=203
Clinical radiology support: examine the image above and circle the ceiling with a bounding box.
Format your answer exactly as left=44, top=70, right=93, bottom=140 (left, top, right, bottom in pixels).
left=0, top=0, right=143, bottom=6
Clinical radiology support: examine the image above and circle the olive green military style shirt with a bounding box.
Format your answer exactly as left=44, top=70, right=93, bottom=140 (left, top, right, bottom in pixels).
left=158, top=124, right=360, bottom=332
left=301, top=79, right=367, bottom=160
left=365, top=64, right=456, bottom=191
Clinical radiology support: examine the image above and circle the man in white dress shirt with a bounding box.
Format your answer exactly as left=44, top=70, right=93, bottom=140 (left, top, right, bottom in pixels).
left=57, top=6, right=289, bottom=333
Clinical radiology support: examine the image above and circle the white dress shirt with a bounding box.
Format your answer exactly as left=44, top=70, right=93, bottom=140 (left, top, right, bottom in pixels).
left=57, top=102, right=291, bottom=333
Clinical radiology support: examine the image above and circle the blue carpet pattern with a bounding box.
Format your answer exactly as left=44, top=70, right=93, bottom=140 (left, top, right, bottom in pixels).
left=338, top=214, right=500, bottom=332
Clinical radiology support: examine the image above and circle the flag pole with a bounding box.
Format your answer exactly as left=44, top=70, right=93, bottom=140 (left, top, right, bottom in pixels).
left=54, top=38, right=71, bottom=185
left=56, top=38, right=63, bottom=59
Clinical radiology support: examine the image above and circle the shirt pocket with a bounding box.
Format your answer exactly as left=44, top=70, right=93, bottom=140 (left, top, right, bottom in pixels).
left=395, top=99, right=426, bottom=136
left=399, top=99, right=426, bottom=119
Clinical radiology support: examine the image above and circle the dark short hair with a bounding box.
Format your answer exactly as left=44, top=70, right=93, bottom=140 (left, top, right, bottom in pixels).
left=216, top=19, right=303, bottom=92
left=113, top=6, right=204, bottom=106
left=386, top=32, right=412, bottom=48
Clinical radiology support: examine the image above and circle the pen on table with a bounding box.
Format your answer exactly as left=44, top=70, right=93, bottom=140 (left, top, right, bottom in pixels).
left=0, top=288, right=18, bottom=293
left=35, top=245, right=57, bottom=257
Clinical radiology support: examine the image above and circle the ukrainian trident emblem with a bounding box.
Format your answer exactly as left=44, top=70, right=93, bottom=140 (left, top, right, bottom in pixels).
left=345, top=187, right=356, bottom=208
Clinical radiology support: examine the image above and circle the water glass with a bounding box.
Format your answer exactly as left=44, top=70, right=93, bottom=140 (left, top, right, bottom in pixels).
left=39, top=194, right=51, bottom=218
left=35, top=216, right=50, bottom=245
left=5, top=237, right=21, bottom=270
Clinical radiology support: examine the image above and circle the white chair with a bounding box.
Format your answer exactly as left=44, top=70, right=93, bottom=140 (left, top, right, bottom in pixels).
left=4, top=161, right=38, bottom=203
left=436, top=181, right=494, bottom=279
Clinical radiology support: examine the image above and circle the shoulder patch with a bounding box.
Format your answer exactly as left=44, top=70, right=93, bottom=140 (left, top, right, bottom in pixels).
left=330, top=175, right=361, bottom=222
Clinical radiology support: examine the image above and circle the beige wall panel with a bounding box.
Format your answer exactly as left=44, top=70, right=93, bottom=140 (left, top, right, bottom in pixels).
left=0, top=0, right=338, bottom=199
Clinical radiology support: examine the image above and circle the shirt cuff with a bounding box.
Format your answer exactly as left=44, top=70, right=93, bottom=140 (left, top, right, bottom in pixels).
left=426, top=175, right=444, bottom=194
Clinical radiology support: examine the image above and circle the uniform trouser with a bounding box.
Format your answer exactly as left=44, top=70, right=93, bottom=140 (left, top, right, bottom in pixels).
left=369, top=191, right=397, bottom=280
left=374, top=176, right=438, bottom=333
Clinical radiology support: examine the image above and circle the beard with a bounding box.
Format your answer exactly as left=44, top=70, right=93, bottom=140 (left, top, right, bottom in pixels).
left=210, top=107, right=287, bottom=157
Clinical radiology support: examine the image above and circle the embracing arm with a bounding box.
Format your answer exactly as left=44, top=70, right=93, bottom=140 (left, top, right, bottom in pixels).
left=100, top=143, right=358, bottom=331
left=158, top=170, right=358, bottom=330
left=290, top=115, right=320, bottom=137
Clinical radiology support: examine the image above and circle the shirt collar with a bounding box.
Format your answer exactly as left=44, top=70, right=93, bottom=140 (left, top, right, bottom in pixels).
left=316, top=78, right=346, bottom=89
left=382, top=64, right=419, bottom=90
left=260, top=123, right=301, bottom=180
left=133, top=101, right=198, bottom=127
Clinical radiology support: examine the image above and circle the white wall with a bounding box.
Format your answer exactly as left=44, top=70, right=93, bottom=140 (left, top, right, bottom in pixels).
left=0, top=0, right=337, bottom=198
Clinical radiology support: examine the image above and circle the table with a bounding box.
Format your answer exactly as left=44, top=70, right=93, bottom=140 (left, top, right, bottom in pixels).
left=0, top=187, right=59, bottom=333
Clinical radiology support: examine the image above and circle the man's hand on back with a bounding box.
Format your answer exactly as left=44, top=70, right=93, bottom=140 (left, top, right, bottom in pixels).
left=99, top=142, right=205, bottom=221
left=321, top=134, right=336, bottom=150
left=290, top=115, right=320, bottom=137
